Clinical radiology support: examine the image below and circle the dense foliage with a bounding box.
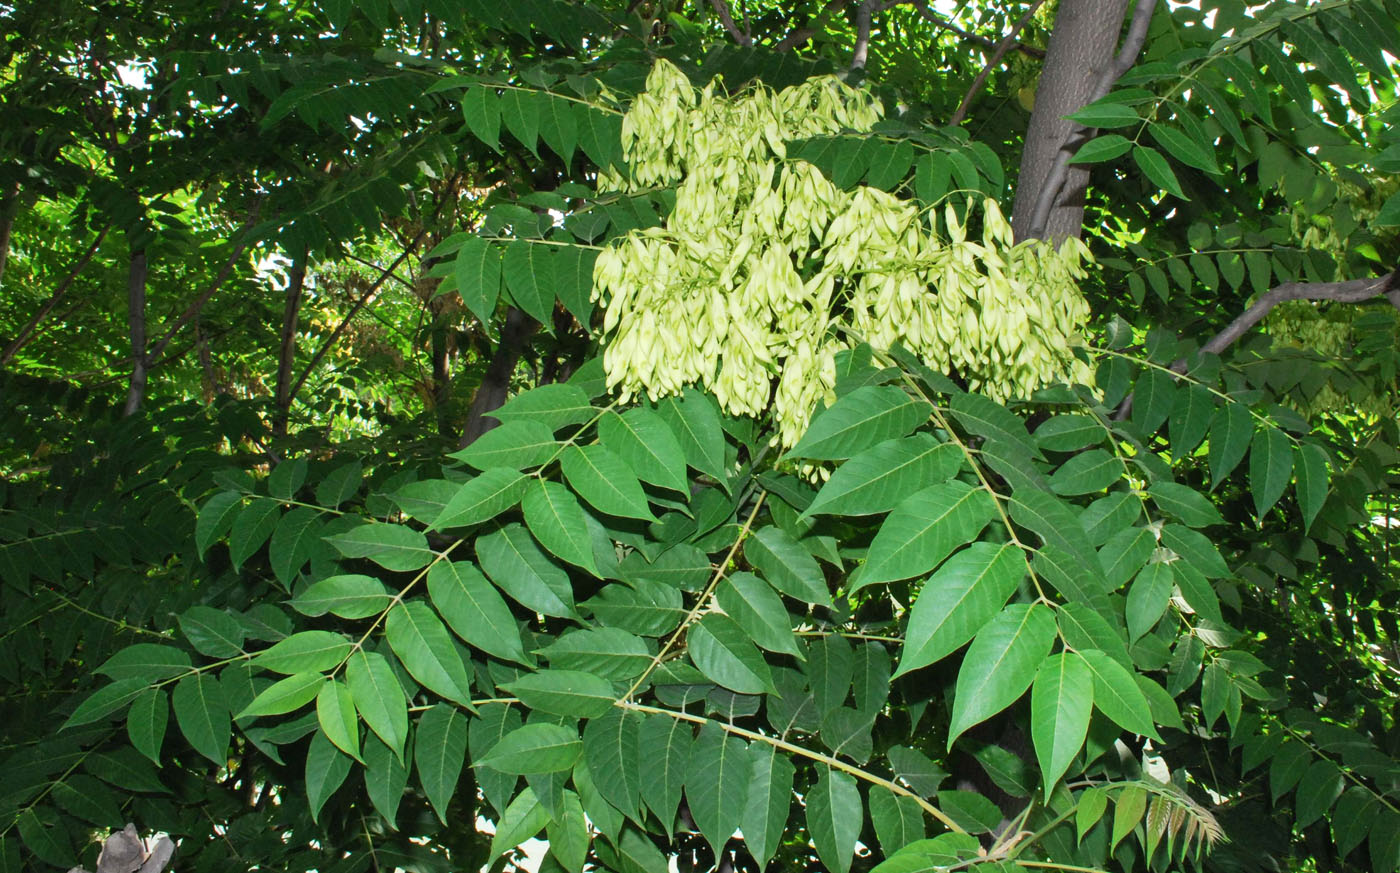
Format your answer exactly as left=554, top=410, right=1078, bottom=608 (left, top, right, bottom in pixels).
left=2, top=1, right=1400, bottom=872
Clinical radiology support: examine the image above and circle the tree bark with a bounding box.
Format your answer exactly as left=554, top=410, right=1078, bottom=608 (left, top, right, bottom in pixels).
left=272, top=260, right=307, bottom=437
left=1009, top=0, right=1131, bottom=243
left=0, top=182, right=20, bottom=289
left=459, top=307, right=536, bottom=447
left=123, top=249, right=150, bottom=416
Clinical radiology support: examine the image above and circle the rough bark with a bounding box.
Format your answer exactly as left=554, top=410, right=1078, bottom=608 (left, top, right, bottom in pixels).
left=459, top=307, right=537, bottom=447
left=1009, top=0, right=1131, bottom=243
left=272, top=260, right=307, bottom=437
left=122, top=249, right=150, bottom=417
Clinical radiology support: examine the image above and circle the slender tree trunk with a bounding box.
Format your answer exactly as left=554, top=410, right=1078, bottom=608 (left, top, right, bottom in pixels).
left=272, top=260, right=307, bottom=437
left=430, top=310, right=453, bottom=438
left=123, top=249, right=150, bottom=416
left=460, top=307, right=536, bottom=447
left=1, top=226, right=109, bottom=367
left=196, top=317, right=217, bottom=403
left=1009, top=0, right=1131, bottom=243
left=0, top=182, right=20, bottom=289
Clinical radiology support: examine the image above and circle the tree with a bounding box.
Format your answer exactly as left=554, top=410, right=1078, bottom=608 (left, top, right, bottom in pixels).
left=2, top=1, right=1399, bottom=872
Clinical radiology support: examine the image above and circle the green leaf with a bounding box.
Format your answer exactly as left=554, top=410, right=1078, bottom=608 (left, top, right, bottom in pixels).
left=598, top=408, right=689, bottom=492
left=804, top=435, right=961, bottom=518
left=448, top=419, right=556, bottom=471
left=462, top=84, right=502, bottom=151
left=745, top=525, right=831, bottom=606
left=365, top=736, right=411, bottom=833
left=948, top=603, right=1056, bottom=747
left=540, top=627, right=652, bottom=680
left=478, top=523, right=577, bottom=617
left=583, top=708, right=643, bottom=817
left=237, top=672, right=325, bottom=719
left=1069, top=133, right=1133, bottom=164
left=743, top=743, right=795, bottom=869
left=806, top=768, right=863, bottom=873
left=416, top=703, right=469, bottom=825
left=316, top=679, right=361, bottom=761
left=346, top=649, right=408, bottom=758
left=1146, top=482, right=1222, bottom=528
left=1110, top=784, right=1146, bottom=851
left=656, top=388, right=729, bottom=484
left=583, top=579, right=684, bottom=637
left=179, top=607, right=247, bottom=654
left=1125, top=562, right=1173, bottom=642
left=429, top=561, right=529, bottom=665
left=1049, top=449, right=1120, bottom=496
left=688, top=613, right=775, bottom=694
left=254, top=630, right=352, bottom=675
left=1076, top=786, right=1108, bottom=842
left=388, top=479, right=457, bottom=525
left=1149, top=123, right=1219, bottom=173
left=1294, top=442, right=1329, bottom=531
left=1209, top=402, right=1252, bottom=486
left=787, top=385, right=930, bottom=461
left=538, top=92, right=578, bottom=162
left=385, top=600, right=474, bottom=705
left=888, top=745, right=947, bottom=796
left=63, top=678, right=149, bottom=730
left=270, top=506, right=320, bottom=586
left=196, top=491, right=243, bottom=558
left=490, top=786, right=550, bottom=857
left=500, top=87, right=542, bottom=154
left=229, top=497, right=280, bottom=570
left=491, top=383, right=595, bottom=430
left=870, top=790, right=925, bottom=855
left=522, top=479, right=601, bottom=575
left=950, top=391, right=1040, bottom=460
left=173, top=673, right=231, bottom=765
left=859, top=482, right=996, bottom=592
left=292, top=574, right=392, bottom=619
left=561, top=445, right=657, bottom=520
left=431, top=468, right=529, bottom=531
left=1132, top=146, right=1189, bottom=200
left=549, top=790, right=591, bottom=872
left=639, top=713, right=693, bottom=829
left=16, top=808, right=74, bottom=868
left=323, top=522, right=433, bottom=571
left=1034, top=415, right=1103, bottom=452
left=686, top=721, right=748, bottom=855
left=97, top=644, right=192, bottom=682
left=1161, top=524, right=1229, bottom=578
left=504, top=670, right=616, bottom=718
left=716, top=572, right=800, bottom=658
left=1170, top=383, right=1214, bottom=455
left=316, top=461, right=362, bottom=508
left=898, top=542, right=1024, bottom=676
left=555, top=245, right=598, bottom=325
left=480, top=723, right=583, bottom=773
left=1031, top=652, right=1093, bottom=800
left=306, top=729, right=353, bottom=823
left=127, top=688, right=169, bottom=765
left=1079, top=649, right=1160, bottom=739
left=1066, top=102, right=1140, bottom=127
left=806, top=634, right=853, bottom=716
left=1249, top=425, right=1293, bottom=517
left=502, top=239, right=556, bottom=324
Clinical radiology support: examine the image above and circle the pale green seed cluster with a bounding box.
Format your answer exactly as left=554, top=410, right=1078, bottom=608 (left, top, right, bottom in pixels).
left=1267, top=300, right=1395, bottom=418
left=594, top=59, right=1094, bottom=447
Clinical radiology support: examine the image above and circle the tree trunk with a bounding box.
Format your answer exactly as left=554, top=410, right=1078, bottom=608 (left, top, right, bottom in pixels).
left=459, top=307, right=536, bottom=447
left=0, top=182, right=20, bottom=289
left=123, top=249, right=150, bottom=416
left=272, top=260, right=307, bottom=437
left=1009, top=0, right=1131, bottom=243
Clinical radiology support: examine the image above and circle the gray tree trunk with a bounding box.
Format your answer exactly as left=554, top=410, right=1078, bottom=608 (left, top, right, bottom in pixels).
left=123, top=250, right=150, bottom=416
left=1010, top=0, right=1131, bottom=243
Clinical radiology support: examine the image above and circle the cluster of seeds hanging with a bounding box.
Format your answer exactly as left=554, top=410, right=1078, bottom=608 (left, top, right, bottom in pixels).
left=593, top=59, right=1095, bottom=447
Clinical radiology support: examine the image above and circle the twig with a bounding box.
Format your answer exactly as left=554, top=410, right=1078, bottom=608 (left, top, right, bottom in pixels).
left=1024, top=0, right=1156, bottom=240
left=1, top=225, right=109, bottom=366
left=146, top=215, right=259, bottom=361
left=709, top=0, right=753, bottom=45
left=1200, top=272, right=1400, bottom=356
left=949, top=0, right=1050, bottom=125
left=910, top=0, right=1045, bottom=58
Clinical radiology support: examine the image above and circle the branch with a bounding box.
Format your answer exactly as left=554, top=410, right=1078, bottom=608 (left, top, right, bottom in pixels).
left=910, top=0, right=1045, bottom=58
left=1024, top=0, right=1155, bottom=240
left=774, top=0, right=852, bottom=52
left=1200, top=272, right=1400, bottom=356
left=1, top=225, right=109, bottom=367
left=949, top=0, right=1050, bottom=126
left=145, top=218, right=258, bottom=362
left=851, top=0, right=879, bottom=71
left=709, top=0, right=753, bottom=45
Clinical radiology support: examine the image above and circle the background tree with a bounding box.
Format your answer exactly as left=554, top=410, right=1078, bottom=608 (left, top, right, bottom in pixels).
left=2, top=1, right=1399, bottom=872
